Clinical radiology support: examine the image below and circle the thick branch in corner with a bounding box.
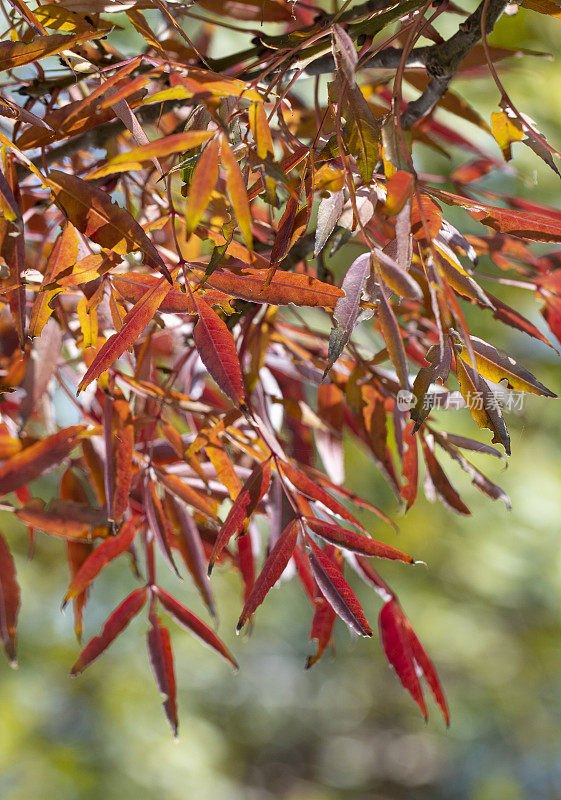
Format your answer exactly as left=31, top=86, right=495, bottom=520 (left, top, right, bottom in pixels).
left=402, top=0, right=507, bottom=128
left=298, top=0, right=507, bottom=128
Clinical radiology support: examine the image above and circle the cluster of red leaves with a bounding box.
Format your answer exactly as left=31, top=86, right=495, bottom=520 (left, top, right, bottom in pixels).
left=0, top=0, right=560, bottom=733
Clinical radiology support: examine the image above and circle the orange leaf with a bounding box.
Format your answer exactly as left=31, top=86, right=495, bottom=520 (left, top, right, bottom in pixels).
left=86, top=131, right=214, bottom=179
left=0, top=426, right=86, bottom=497
left=199, top=265, right=344, bottom=307
left=77, top=270, right=178, bottom=393
left=63, top=519, right=139, bottom=607
left=0, top=30, right=105, bottom=72
left=221, top=137, right=253, bottom=249
left=112, top=272, right=229, bottom=313
left=185, top=137, right=220, bottom=234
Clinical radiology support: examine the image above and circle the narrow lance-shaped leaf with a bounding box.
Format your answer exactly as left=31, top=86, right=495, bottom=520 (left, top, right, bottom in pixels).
left=208, top=458, right=272, bottom=574
left=411, top=340, right=453, bottom=432
left=332, top=24, right=358, bottom=85
left=456, top=356, right=511, bottom=455
left=421, top=435, right=471, bottom=515
left=192, top=294, right=246, bottom=407
left=46, top=170, right=171, bottom=281
left=380, top=599, right=449, bottom=725
left=29, top=223, right=79, bottom=338
left=0, top=426, right=86, bottom=497
left=199, top=266, right=344, bottom=308
left=0, top=533, right=20, bottom=666
left=237, top=518, right=299, bottom=631
left=87, top=131, right=214, bottom=179
left=379, top=599, right=427, bottom=721
left=0, top=30, right=105, bottom=72
left=325, top=252, right=371, bottom=376
left=375, top=263, right=411, bottom=390
left=112, top=400, right=134, bottom=526
left=144, top=478, right=180, bottom=577
left=166, top=496, right=216, bottom=620
left=185, top=136, right=220, bottom=235
left=71, top=586, right=148, bottom=675
left=221, top=136, right=253, bottom=249
left=63, top=519, right=139, bottom=607
left=315, top=189, right=344, bottom=257
left=154, top=586, right=238, bottom=669
left=306, top=596, right=337, bottom=669
left=147, top=606, right=178, bottom=736
left=401, top=423, right=418, bottom=511
left=248, top=102, right=274, bottom=160
left=306, top=536, right=372, bottom=637
left=78, top=269, right=178, bottom=393
left=304, top=518, right=414, bottom=563
left=15, top=499, right=109, bottom=540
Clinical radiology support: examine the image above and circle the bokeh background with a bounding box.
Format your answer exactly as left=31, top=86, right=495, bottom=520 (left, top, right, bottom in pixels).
left=2, top=4, right=561, bottom=799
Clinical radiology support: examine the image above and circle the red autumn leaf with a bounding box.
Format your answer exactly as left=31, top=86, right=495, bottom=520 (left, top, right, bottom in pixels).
left=154, top=586, right=238, bottom=669
left=71, top=586, right=148, bottom=674
left=192, top=295, right=246, bottom=407
left=237, top=518, right=299, bottom=631
left=110, top=400, right=134, bottom=526
left=380, top=599, right=449, bottom=725
left=144, top=478, right=180, bottom=577
left=166, top=495, right=216, bottom=619
left=306, top=536, right=372, bottom=637
left=208, top=458, right=272, bottom=574
left=15, top=499, right=109, bottom=540
left=421, top=436, right=472, bottom=515
left=66, top=541, right=93, bottom=642
left=147, top=606, right=178, bottom=736
left=303, top=518, right=414, bottom=563
left=0, top=532, right=20, bottom=665
left=401, top=423, right=418, bottom=511
left=0, top=426, right=86, bottom=497
left=63, top=518, right=139, bottom=607
left=237, top=527, right=255, bottom=606
left=306, top=596, right=337, bottom=669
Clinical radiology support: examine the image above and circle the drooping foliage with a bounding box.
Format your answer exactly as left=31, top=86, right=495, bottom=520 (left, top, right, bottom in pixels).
left=0, top=0, right=560, bottom=734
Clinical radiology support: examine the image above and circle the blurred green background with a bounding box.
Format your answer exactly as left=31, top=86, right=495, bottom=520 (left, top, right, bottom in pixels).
left=3, top=4, right=561, bottom=800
